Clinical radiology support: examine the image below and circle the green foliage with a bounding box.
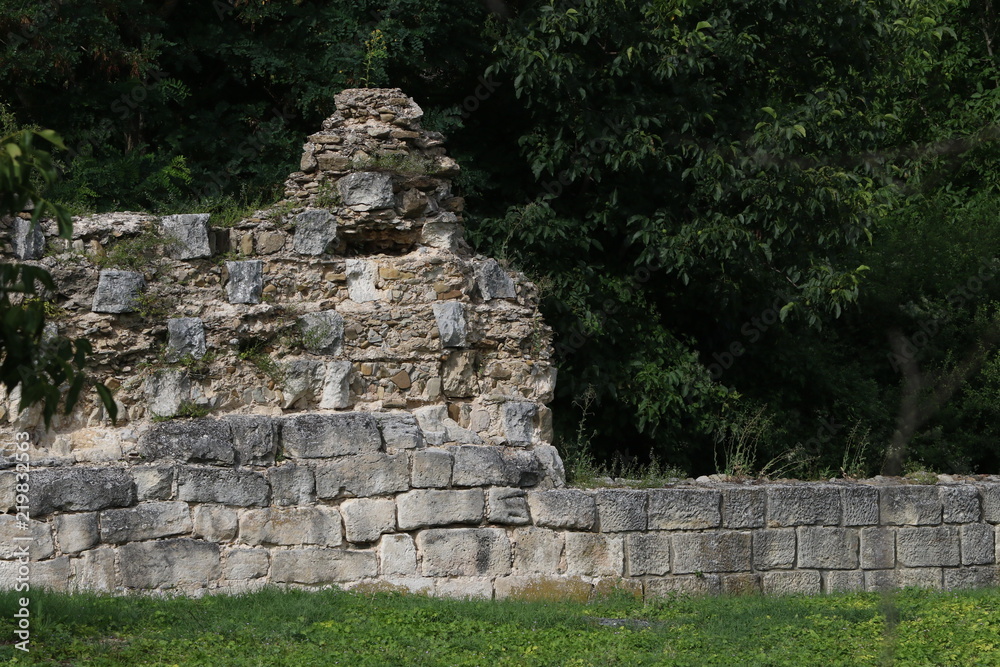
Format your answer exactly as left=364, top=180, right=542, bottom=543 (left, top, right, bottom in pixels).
left=238, top=339, right=284, bottom=383
left=94, top=229, right=168, bottom=271
left=351, top=152, right=436, bottom=176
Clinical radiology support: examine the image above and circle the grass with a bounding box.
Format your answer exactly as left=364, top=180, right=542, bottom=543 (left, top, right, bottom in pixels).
left=1, top=586, right=1000, bottom=665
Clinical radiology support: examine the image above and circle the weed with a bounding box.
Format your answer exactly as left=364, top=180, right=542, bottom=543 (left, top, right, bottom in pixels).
left=24, top=297, right=67, bottom=320
left=840, top=420, right=872, bottom=479
left=351, top=152, right=435, bottom=175
left=95, top=228, right=169, bottom=271
left=152, top=400, right=212, bottom=421
left=266, top=199, right=298, bottom=226
left=133, top=291, right=171, bottom=320
left=314, top=181, right=342, bottom=209
left=238, top=338, right=285, bottom=383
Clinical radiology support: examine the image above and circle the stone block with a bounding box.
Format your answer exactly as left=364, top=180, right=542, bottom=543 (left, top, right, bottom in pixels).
left=240, top=507, right=342, bottom=546
left=143, top=369, right=191, bottom=419
left=626, top=533, right=671, bottom=576
left=881, top=486, right=942, bottom=525
left=488, top=487, right=530, bottom=525
left=797, top=527, right=859, bottom=570
left=897, top=526, right=960, bottom=566
left=647, top=488, right=721, bottom=530
left=298, top=310, right=344, bottom=354
left=766, top=485, right=840, bottom=527
left=432, top=301, right=468, bottom=348
left=374, top=412, right=424, bottom=450
left=165, top=317, right=207, bottom=361
left=596, top=489, right=647, bottom=532
left=441, top=350, right=479, bottom=398
left=824, top=570, right=865, bottom=593
left=436, top=577, right=495, bottom=600
left=292, top=209, right=338, bottom=255
left=345, top=259, right=380, bottom=302
left=860, top=527, right=896, bottom=570
left=753, top=529, right=796, bottom=570
left=54, top=512, right=98, bottom=554
left=282, top=413, right=381, bottom=458
left=193, top=505, right=238, bottom=542
left=672, top=531, right=752, bottom=574
left=982, top=484, right=1000, bottom=523
left=451, top=445, right=541, bottom=487
left=119, top=539, right=221, bottom=589
left=534, top=444, right=567, bottom=488
left=762, top=571, right=821, bottom=595
left=176, top=467, right=270, bottom=506
left=11, top=218, right=44, bottom=259
left=944, top=566, right=998, bottom=590
left=338, top=171, right=394, bottom=209
left=644, top=575, right=721, bottom=597
left=502, top=401, right=536, bottom=446
left=413, top=405, right=482, bottom=445
left=319, top=361, right=352, bottom=409
left=224, top=548, right=269, bottom=580
left=0, top=515, right=53, bottom=559
left=341, top=498, right=396, bottom=543
left=281, top=359, right=323, bottom=409
left=379, top=534, right=418, bottom=575
left=411, top=449, right=452, bottom=488
left=476, top=259, right=516, bottom=300
left=722, top=487, right=765, bottom=529
left=961, top=524, right=995, bottom=565
left=0, top=472, right=15, bottom=513
left=266, top=464, right=314, bottom=506
left=271, top=548, right=378, bottom=584
left=31, top=467, right=136, bottom=516
left=941, top=485, right=981, bottom=523
left=417, top=528, right=512, bottom=577
left=841, top=485, right=880, bottom=526
left=138, top=418, right=234, bottom=465
left=564, top=533, right=623, bottom=577
left=527, top=489, right=596, bottom=530
left=512, top=527, right=564, bottom=574
left=92, top=269, right=145, bottom=313
left=314, top=452, right=409, bottom=498
left=32, top=556, right=72, bottom=592
left=74, top=548, right=117, bottom=592
left=161, top=213, right=211, bottom=259
left=722, top=574, right=761, bottom=595
left=866, top=568, right=942, bottom=592
left=396, top=489, right=484, bottom=530
left=226, top=260, right=263, bottom=304
left=99, top=501, right=191, bottom=544
left=224, top=415, right=280, bottom=466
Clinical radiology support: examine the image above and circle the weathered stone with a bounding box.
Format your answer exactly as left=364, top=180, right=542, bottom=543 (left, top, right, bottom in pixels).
left=223, top=415, right=280, bottom=466
left=119, top=539, right=221, bottom=589
left=488, top=487, right=531, bottom=525
left=982, top=484, right=1000, bottom=523
left=436, top=577, right=494, bottom=600
left=512, top=527, right=564, bottom=574
left=723, top=487, right=765, bottom=529
left=316, top=153, right=350, bottom=171
left=396, top=489, right=484, bottom=530
left=476, top=259, right=516, bottom=299
left=881, top=486, right=942, bottom=525
left=318, top=361, right=353, bottom=409
left=502, top=401, right=536, bottom=446
left=131, top=466, right=173, bottom=501
left=193, top=505, right=238, bottom=542
left=411, top=449, right=453, bottom=488
left=138, top=418, right=234, bottom=465
left=564, top=533, right=623, bottom=577
left=797, top=527, right=859, bottom=570
left=32, top=556, right=72, bottom=592
left=92, top=269, right=145, bottom=313
left=865, top=568, right=943, bottom=592
left=762, top=571, right=821, bottom=596
left=645, top=575, right=721, bottom=597
left=944, top=566, right=998, bottom=590
left=399, top=188, right=428, bottom=217
left=165, top=317, right=207, bottom=362
left=941, top=485, right=981, bottom=523
left=282, top=413, right=381, bottom=458
left=225, top=260, right=263, bottom=304
left=647, top=489, right=721, bottom=530
left=161, top=213, right=212, bottom=259
left=240, top=507, right=342, bottom=546
left=752, top=529, right=796, bottom=570
left=345, top=259, right=380, bottom=302
left=143, top=369, right=192, bottom=419
left=0, top=515, right=53, bottom=559
left=74, top=548, right=117, bottom=592
left=314, top=452, right=409, bottom=498
left=224, top=548, right=270, bottom=580
left=596, top=490, right=647, bottom=532
left=824, top=570, right=865, bottom=593
left=256, top=231, right=285, bottom=254
left=722, top=573, right=762, bottom=596
left=11, top=218, right=44, bottom=259
left=961, top=523, right=995, bottom=565
left=374, top=412, right=424, bottom=450
left=292, top=209, right=338, bottom=255
left=379, top=534, right=418, bottom=575
left=176, top=467, right=270, bottom=506
left=298, top=310, right=345, bottom=354
left=281, top=359, right=323, bottom=408
left=672, top=531, right=752, bottom=574
left=766, top=485, right=841, bottom=527
left=841, top=485, right=880, bottom=526
left=99, top=501, right=191, bottom=543
left=533, top=444, right=567, bottom=489
left=432, top=301, right=468, bottom=348
left=860, top=527, right=896, bottom=569
left=441, top=350, right=479, bottom=397
left=451, top=445, right=539, bottom=487
left=417, top=528, right=512, bottom=577
left=421, top=220, right=463, bottom=251
left=338, top=171, right=395, bottom=209
left=626, top=533, right=671, bottom=576
left=413, top=405, right=482, bottom=445
left=341, top=498, right=396, bottom=543
left=271, top=548, right=378, bottom=584
left=31, top=467, right=136, bottom=516
left=266, top=464, right=314, bottom=506
left=54, top=512, right=99, bottom=554
left=527, top=489, right=596, bottom=530
left=897, top=526, right=960, bottom=566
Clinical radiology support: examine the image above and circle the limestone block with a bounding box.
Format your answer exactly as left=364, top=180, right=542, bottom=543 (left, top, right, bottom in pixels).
left=512, top=527, right=564, bottom=574
left=282, top=413, right=381, bottom=458
left=119, top=539, right=221, bottom=589
left=345, top=259, right=381, bottom=302
left=240, top=507, right=342, bottom=547
left=797, top=527, right=859, bottom=570
left=841, top=485, right=880, bottom=526
left=32, top=556, right=72, bottom=592
left=224, top=415, right=280, bottom=466
left=941, top=485, right=981, bottom=523
left=672, top=531, right=752, bottom=574
left=402, top=452, right=448, bottom=492
left=193, top=505, right=238, bottom=542
left=165, top=317, right=207, bottom=362
left=897, top=526, right=960, bottom=566
left=752, top=529, right=796, bottom=570
left=266, top=464, right=314, bottom=506
left=644, top=575, right=721, bottom=597
left=722, top=487, right=765, bottom=529
left=421, top=220, right=463, bottom=251
left=762, top=571, right=821, bottom=596
left=865, top=568, right=942, bottom=592
left=272, top=548, right=378, bottom=584
left=442, top=350, right=479, bottom=398
left=488, top=487, right=531, bottom=525
left=281, top=359, right=323, bottom=408
left=338, top=171, right=394, bottom=209
left=413, top=405, right=481, bottom=445
left=564, top=533, right=623, bottom=577
left=626, top=533, right=671, bottom=576
left=92, top=269, right=145, bottom=313
left=132, top=466, right=173, bottom=501
left=527, top=489, right=596, bottom=530
left=476, top=259, right=516, bottom=300
left=341, top=498, right=396, bottom=543
left=175, top=467, right=270, bottom=506
left=54, top=512, right=99, bottom=554
left=74, top=547, right=117, bottom=592
left=224, top=548, right=269, bottom=580
left=317, top=361, right=352, bottom=409
left=292, top=209, right=337, bottom=255
left=30, top=467, right=136, bottom=516
left=766, top=485, right=841, bottom=527
left=417, top=528, right=512, bottom=577
left=824, top=570, right=865, bottom=593
left=435, top=577, right=494, bottom=599
left=647, top=488, right=721, bottom=530
left=451, top=445, right=540, bottom=488
left=502, top=401, right=536, bottom=446
left=161, top=213, right=212, bottom=259
left=881, top=486, right=942, bottom=525
left=0, top=472, right=15, bottom=513
left=143, top=369, right=192, bottom=419
left=99, top=501, right=191, bottom=543
left=256, top=231, right=285, bottom=254
left=722, top=573, right=762, bottom=596
left=396, top=489, right=484, bottom=530
left=982, top=484, right=1000, bottom=523
left=432, top=301, right=468, bottom=348
left=11, top=218, right=44, bottom=259
left=944, top=566, right=998, bottom=590
left=0, top=515, right=53, bottom=559
left=860, top=527, right=896, bottom=569
left=138, top=418, right=234, bottom=465
left=374, top=412, right=424, bottom=450
left=533, top=444, right=567, bottom=489
left=596, top=490, right=647, bottom=532
left=225, top=260, right=263, bottom=304
left=314, top=452, right=409, bottom=498
left=961, top=524, right=995, bottom=565
left=379, top=534, right=418, bottom=575
left=298, top=310, right=345, bottom=355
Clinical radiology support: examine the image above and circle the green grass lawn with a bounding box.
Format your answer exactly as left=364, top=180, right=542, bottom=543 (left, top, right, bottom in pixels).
left=1, top=586, right=999, bottom=666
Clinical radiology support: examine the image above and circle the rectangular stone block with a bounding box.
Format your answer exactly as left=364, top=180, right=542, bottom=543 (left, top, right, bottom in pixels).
left=224, top=415, right=281, bottom=466
left=943, top=565, right=998, bottom=590
left=753, top=529, right=796, bottom=570
left=488, top=487, right=530, bottom=525
left=265, top=464, right=314, bottom=506
left=73, top=547, right=118, bottom=592
left=411, top=449, right=453, bottom=488
left=435, top=577, right=495, bottom=600
left=282, top=413, right=382, bottom=458
left=760, top=570, right=821, bottom=595
left=982, top=484, right=1000, bottom=523
left=100, top=501, right=192, bottom=544
left=644, top=574, right=721, bottom=597
left=722, top=487, right=764, bottom=529
left=417, top=528, right=512, bottom=577
left=224, top=548, right=269, bottom=580
left=193, top=505, right=238, bottom=542
left=341, top=498, right=396, bottom=543
left=860, top=527, right=896, bottom=570
left=161, top=213, right=212, bottom=259
left=626, top=533, right=671, bottom=576
left=138, top=419, right=234, bottom=465
left=961, top=524, right=995, bottom=565
left=132, top=466, right=173, bottom=501
left=176, top=467, right=270, bottom=506
left=595, top=489, right=647, bottom=532
left=647, top=488, right=721, bottom=530
left=31, top=468, right=136, bottom=516
left=672, top=531, right=752, bottom=574
left=226, top=260, right=263, bottom=304
left=766, top=485, right=840, bottom=527
left=841, top=485, right=880, bottom=526
left=527, top=489, right=596, bottom=530
left=881, top=486, right=942, bottom=525
left=315, top=452, right=409, bottom=498
left=865, top=568, right=943, bottom=591
left=0, top=515, right=53, bottom=560
left=92, top=269, right=145, bottom=313
left=823, top=570, right=865, bottom=593
left=166, top=317, right=208, bottom=362
left=797, top=527, right=859, bottom=570
left=897, top=526, right=960, bottom=567
left=374, top=412, right=424, bottom=449
left=512, top=527, right=564, bottom=575
left=451, top=445, right=514, bottom=487
left=396, top=489, right=484, bottom=530
left=119, top=539, right=221, bottom=589
left=941, top=485, right=981, bottom=523
left=379, top=534, right=418, bottom=575
left=271, top=548, right=378, bottom=584
left=55, top=512, right=99, bottom=554
left=32, top=556, right=72, bottom=592
left=721, top=573, right=761, bottom=595
left=240, top=507, right=342, bottom=547
left=563, top=533, right=623, bottom=577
